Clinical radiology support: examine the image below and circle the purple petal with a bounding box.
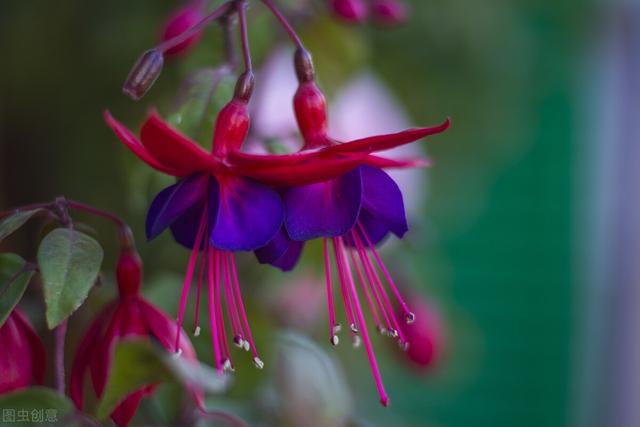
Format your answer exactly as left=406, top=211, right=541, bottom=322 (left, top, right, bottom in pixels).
left=348, top=209, right=391, bottom=247
left=169, top=178, right=219, bottom=249
left=284, top=168, right=362, bottom=241
left=211, top=178, right=284, bottom=251
left=255, top=227, right=305, bottom=271
left=360, top=165, right=407, bottom=239
left=146, top=174, right=209, bottom=240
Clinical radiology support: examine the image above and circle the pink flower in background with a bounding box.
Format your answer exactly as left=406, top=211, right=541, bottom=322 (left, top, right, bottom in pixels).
left=269, top=273, right=326, bottom=331
left=330, top=0, right=368, bottom=23
left=371, top=0, right=408, bottom=25
left=70, top=248, right=203, bottom=427
left=0, top=309, right=46, bottom=394
left=398, top=294, right=445, bottom=369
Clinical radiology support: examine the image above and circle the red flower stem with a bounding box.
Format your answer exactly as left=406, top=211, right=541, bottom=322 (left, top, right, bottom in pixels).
left=66, top=200, right=134, bottom=247
left=260, top=0, right=305, bottom=50
left=156, top=0, right=235, bottom=54
left=54, top=319, right=68, bottom=394
left=236, top=0, right=252, bottom=73
left=0, top=198, right=134, bottom=248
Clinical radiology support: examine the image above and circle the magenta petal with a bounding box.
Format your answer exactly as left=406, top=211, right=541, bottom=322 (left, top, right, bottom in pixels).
left=360, top=166, right=407, bottom=239
left=255, top=228, right=305, bottom=272
left=146, top=174, right=210, bottom=240
left=91, top=305, right=125, bottom=397
left=211, top=178, right=284, bottom=251
left=70, top=305, right=113, bottom=410
left=0, top=313, right=31, bottom=393
left=284, top=168, right=362, bottom=241
left=12, top=309, right=46, bottom=386
left=111, top=389, right=147, bottom=427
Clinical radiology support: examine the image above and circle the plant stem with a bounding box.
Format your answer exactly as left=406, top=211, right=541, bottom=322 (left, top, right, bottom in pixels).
left=260, top=0, right=305, bottom=49
left=236, top=0, right=252, bottom=73
left=54, top=319, right=68, bottom=394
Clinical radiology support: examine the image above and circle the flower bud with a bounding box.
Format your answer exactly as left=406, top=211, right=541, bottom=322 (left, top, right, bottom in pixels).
left=330, top=0, right=368, bottom=23
left=398, top=296, right=444, bottom=369
left=293, top=81, right=329, bottom=148
left=116, top=248, right=143, bottom=298
left=161, top=4, right=205, bottom=57
left=372, top=0, right=408, bottom=25
left=122, top=49, right=164, bottom=101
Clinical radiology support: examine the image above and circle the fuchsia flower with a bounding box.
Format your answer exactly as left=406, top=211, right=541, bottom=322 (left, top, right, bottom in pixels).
left=397, top=294, right=444, bottom=370
left=161, top=1, right=205, bottom=57
left=372, top=0, right=408, bottom=25
left=0, top=309, right=46, bottom=394
left=330, top=0, right=368, bottom=23
left=70, top=247, right=202, bottom=427
left=251, top=49, right=449, bottom=406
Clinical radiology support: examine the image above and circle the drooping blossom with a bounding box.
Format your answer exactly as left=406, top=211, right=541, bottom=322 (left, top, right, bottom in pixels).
left=0, top=309, right=46, bottom=394
left=161, top=1, right=205, bottom=57
left=330, top=0, right=368, bottom=23
left=252, top=48, right=449, bottom=406
left=396, top=293, right=445, bottom=370
left=70, top=247, right=202, bottom=427
left=106, top=74, right=283, bottom=373
left=371, top=0, right=408, bottom=25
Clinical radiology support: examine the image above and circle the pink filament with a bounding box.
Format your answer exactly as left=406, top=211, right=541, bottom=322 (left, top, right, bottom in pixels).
left=351, top=232, right=392, bottom=331
left=357, top=222, right=411, bottom=317
left=348, top=245, right=381, bottom=328
left=175, top=205, right=208, bottom=352
left=207, top=246, right=222, bottom=374
left=229, top=253, right=259, bottom=357
left=353, top=231, right=406, bottom=343
left=338, top=238, right=389, bottom=406
left=193, top=237, right=209, bottom=332
left=214, top=250, right=231, bottom=363
left=323, top=239, right=337, bottom=338
left=331, top=238, right=357, bottom=330
left=225, top=252, right=244, bottom=339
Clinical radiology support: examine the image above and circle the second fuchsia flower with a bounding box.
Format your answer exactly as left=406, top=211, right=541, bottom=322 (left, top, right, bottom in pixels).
left=0, top=309, right=46, bottom=394
left=70, top=247, right=203, bottom=427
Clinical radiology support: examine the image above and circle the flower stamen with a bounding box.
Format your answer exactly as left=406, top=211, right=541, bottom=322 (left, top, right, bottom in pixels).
left=175, top=205, right=209, bottom=352
left=337, top=237, right=389, bottom=406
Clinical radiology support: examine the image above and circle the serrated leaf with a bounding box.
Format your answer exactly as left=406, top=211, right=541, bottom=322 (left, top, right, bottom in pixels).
left=0, top=209, right=42, bottom=243
left=97, top=341, right=229, bottom=420
left=0, top=253, right=34, bottom=327
left=0, top=387, right=74, bottom=427
left=37, top=228, right=104, bottom=329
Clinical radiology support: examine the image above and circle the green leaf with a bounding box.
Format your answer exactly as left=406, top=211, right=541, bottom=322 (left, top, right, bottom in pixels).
left=0, top=209, right=42, bottom=243
left=97, top=341, right=229, bottom=420
left=0, top=387, right=74, bottom=427
left=37, top=228, right=104, bottom=329
left=0, top=253, right=34, bottom=327
left=167, top=69, right=236, bottom=145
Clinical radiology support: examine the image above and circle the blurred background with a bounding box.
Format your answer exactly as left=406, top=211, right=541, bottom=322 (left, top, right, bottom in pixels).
left=1, top=0, right=638, bottom=426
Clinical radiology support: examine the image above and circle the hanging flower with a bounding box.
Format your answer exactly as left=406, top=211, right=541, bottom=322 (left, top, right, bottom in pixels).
left=0, top=309, right=46, bottom=394
left=252, top=48, right=449, bottom=406
left=106, top=74, right=284, bottom=372
left=70, top=247, right=202, bottom=427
